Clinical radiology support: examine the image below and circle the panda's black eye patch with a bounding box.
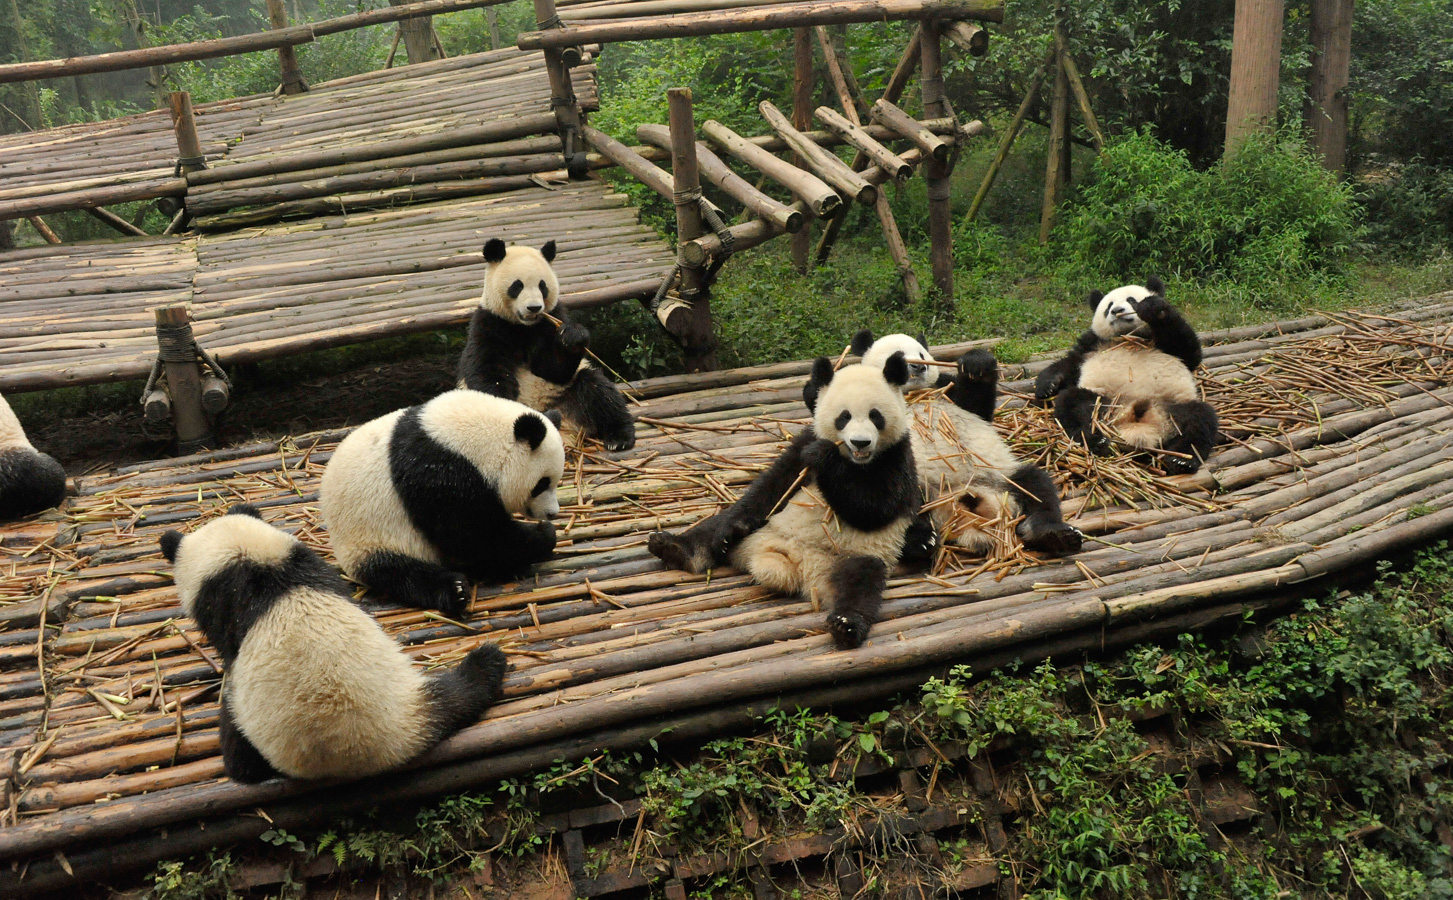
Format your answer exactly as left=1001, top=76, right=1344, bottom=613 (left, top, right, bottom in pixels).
left=508, top=280, right=524, bottom=299
left=834, top=411, right=851, bottom=431
left=869, top=409, right=885, bottom=430
left=539, top=280, right=549, bottom=298
left=531, top=477, right=552, bottom=498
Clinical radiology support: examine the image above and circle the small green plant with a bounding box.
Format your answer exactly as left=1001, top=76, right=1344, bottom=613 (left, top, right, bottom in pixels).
left=258, top=828, right=305, bottom=853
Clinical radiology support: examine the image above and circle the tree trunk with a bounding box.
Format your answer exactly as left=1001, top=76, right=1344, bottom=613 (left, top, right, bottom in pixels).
left=1306, top=0, right=1352, bottom=175
left=790, top=28, right=813, bottom=272
left=389, top=0, right=442, bottom=64
left=1224, top=0, right=1285, bottom=155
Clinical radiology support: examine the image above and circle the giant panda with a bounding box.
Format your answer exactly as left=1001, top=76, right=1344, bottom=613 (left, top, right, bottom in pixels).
left=1034, top=278, right=1218, bottom=473
left=160, top=504, right=507, bottom=784
left=321, top=389, right=565, bottom=618
left=0, top=392, right=66, bottom=521
left=651, top=354, right=928, bottom=649
left=847, top=332, right=1082, bottom=558
left=457, top=238, right=636, bottom=451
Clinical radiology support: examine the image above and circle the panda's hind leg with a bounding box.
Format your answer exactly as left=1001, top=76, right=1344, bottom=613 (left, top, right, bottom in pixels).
left=558, top=367, right=636, bottom=451
left=1161, top=400, right=1219, bottom=473
left=421, top=642, right=508, bottom=742
left=825, top=556, right=889, bottom=650
left=354, top=551, right=470, bottom=619
left=0, top=448, right=67, bottom=520
left=219, top=699, right=280, bottom=784
left=1053, top=388, right=1112, bottom=456
left=1008, top=464, right=1082, bottom=557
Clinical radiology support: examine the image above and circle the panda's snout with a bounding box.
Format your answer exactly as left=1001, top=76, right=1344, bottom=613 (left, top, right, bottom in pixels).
left=525, top=302, right=544, bottom=315
left=849, top=437, right=872, bottom=450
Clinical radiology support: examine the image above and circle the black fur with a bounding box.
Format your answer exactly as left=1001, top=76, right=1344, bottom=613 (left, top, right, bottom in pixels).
left=1007, top=463, right=1082, bottom=556
left=945, top=349, right=999, bottom=423
left=900, top=512, right=939, bottom=564
left=881, top=351, right=910, bottom=387
left=1129, top=292, right=1203, bottom=371
left=802, top=357, right=836, bottom=411
left=514, top=412, right=548, bottom=450
left=1052, top=386, right=1112, bottom=456
left=825, top=556, right=888, bottom=649
left=0, top=447, right=67, bottom=521
left=382, top=405, right=557, bottom=607
left=483, top=239, right=508, bottom=263
left=1033, top=330, right=1100, bottom=404
left=802, top=437, right=918, bottom=533
left=218, top=700, right=279, bottom=784
left=354, top=551, right=470, bottom=618
left=1161, top=400, right=1220, bottom=473
left=648, top=429, right=816, bottom=572
left=849, top=328, right=875, bottom=356
left=458, top=306, right=635, bottom=451
left=421, top=643, right=509, bottom=740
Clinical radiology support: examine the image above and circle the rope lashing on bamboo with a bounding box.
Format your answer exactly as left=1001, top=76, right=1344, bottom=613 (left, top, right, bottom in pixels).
left=138, top=323, right=232, bottom=407
left=172, top=156, right=207, bottom=177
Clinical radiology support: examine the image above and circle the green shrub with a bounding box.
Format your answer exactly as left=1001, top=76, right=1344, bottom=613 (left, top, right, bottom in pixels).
left=1359, top=164, right=1453, bottom=257
left=1056, top=129, right=1360, bottom=285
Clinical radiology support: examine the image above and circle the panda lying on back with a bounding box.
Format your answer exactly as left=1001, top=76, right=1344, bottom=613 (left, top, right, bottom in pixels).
left=322, top=390, right=565, bottom=618
left=458, top=239, right=636, bottom=451
left=0, top=392, right=66, bottom=521
left=1035, top=278, right=1218, bottom=473
left=161, top=505, right=506, bottom=783
left=651, top=354, right=931, bottom=648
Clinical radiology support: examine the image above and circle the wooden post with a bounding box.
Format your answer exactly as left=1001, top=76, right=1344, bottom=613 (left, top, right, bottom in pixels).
left=919, top=25, right=954, bottom=303
left=966, top=64, right=1044, bottom=222
left=387, top=0, right=442, bottom=63
left=266, top=0, right=309, bottom=94
left=533, top=0, right=587, bottom=177
left=667, top=88, right=717, bottom=372
left=167, top=92, right=206, bottom=174
left=1039, top=36, right=1070, bottom=244
left=1307, top=0, right=1351, bottom=175
left=153, top=306, right=212, bottom=450
left=486, top=7, right=501, bottom=49
left=790, top=28, right=813, bottom=272
left=1224, top=0, right=1284, bottom=155
left=26, top=216, right=61, bottom=244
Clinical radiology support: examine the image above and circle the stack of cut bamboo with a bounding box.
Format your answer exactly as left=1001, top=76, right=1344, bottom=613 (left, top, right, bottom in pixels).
left=0, top=302, right=1450, bottom=894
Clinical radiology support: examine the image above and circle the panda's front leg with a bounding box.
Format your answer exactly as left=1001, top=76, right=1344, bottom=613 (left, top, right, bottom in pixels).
left=945, top=349, right=999, bottom=423
left=1160, top=399, right=1219, bottom=474
left=354, top=551, right=472, bottom=619
left=1007, top=463, right=1082, bottom=557
left=219, top=698, right=281, bottom=784
left=1053, top=388, right=1112, bottom=456
left=825, top=556, right=889, bottom=649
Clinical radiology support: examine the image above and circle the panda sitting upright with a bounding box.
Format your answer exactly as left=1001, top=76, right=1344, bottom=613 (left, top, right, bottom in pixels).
left=321, top=390, right=565, bottom=618
left=650, top=354, right=928, bottom=649
left=851, top=332, right=1081, bottom=558
left=161, top=504, right=507, bottom=783
left=1034, top=277, right=1218, bottom=473
left=458, top=238, right=636, bottom=451
left=0, top=392, right=66, bottom=521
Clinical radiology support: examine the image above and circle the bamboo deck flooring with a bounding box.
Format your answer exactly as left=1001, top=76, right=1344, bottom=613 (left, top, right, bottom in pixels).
left=1, top=300, right=1451, bottom=891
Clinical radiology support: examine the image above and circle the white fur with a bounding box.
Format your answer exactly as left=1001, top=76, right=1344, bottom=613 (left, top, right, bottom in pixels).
left=168, top=513, right=430, bottom=780
left=1078, top=344, right=1198, bottom=449
left=1091, top=284, right=1156, bottom=340
left=0, top=393, right=32, bottom=451
left=860, top=334, right=936, bottom=391
left=813, top=364, right=908, bottom=463
left=909, top=397, right=1022, bottom=555
left=321, top=390, right=565, bottom=576
left=517, top=359, right=591, bottom=411
left=480, top=244, right=560, bottom=325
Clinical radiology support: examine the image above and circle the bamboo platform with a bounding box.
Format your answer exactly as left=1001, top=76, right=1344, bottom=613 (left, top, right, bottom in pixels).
left=1, top=300, right=1451, bottom=892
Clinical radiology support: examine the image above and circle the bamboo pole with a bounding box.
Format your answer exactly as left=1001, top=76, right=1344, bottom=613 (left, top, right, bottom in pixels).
left=1060, top=51, right=1103, bottom=152
left=25, top=216, right=61, bottom=244
left=918, top=26, right=955, bottom=303
left=790, top=27, right=813, bottom=272
left=666, top=88, right=717, bottom=373
left=84, top=207, right=148, bottom=237
left=870, top=99, right=949, bottom=162
left=965, top=63, right=1044, bottom=222
left=516, top=0, right=1005, bottom=49
left=152, top=306, right=210, bottom=450
left=943, top=20, right=988, bottom=55
left=813, top=106, right=911, bottom=178
left=759, top=101, right=875, bottom=205
left=1038, top=33, right=1069, bottom=244
left=265, top=0, right=309, bottom=94
left=701, top=120, right=840, bottom=217
left=637, top=124, right=804, bottom=232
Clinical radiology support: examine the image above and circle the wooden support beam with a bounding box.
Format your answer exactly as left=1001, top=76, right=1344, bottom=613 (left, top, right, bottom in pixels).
left=266, top=0, right=309, bottom=94
left=791, top=27, right=814, bottom=272
left=666, top=88, right=717, bottom=372
left=813, top=106, right=911, bottom=179
left=759, top=101, right=876, bottom=205
left=871, top=99, right=949, bottom=162
left=631, top=117, right=957, bottom=162
left=701, top=120, right=841, bottom=217
left=167, top=92, right=207, bottom=175
left=389, top=0, right=443, bottom=64
left=26, top=216, right=61, bottom=245
left=814, top=25, right=867, bottom=122
left=84, top=207, right=148, bottom=237
left=919, top=25, right=954, bottom=303
left=1060, top=49, right=1103, bottom=153
left=153, top=306, right=212, bottom=451
left=637, top=125, right=803, bottom=232
left=533, top=0, right=587, bottom=178
left=517, top=0, right=1005, bottom=49
left=585, top=126, right=675, bottom=199
left=1039, top=33, right=1070, bottom=244
left=882, top=26, right=922, bottom=105
left=943, top=20, right=988, bottom=55
left=966, top=63, right=1043, bottom=223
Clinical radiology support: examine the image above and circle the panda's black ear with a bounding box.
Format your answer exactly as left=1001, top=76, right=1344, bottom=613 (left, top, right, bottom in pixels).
left=882, top=351, right=910, bottom=387
left=1145, top=275, right=1165, bottom=295
left=514, top=413, right=549, bottom=450
left=227, top=503, right=263, bottom=519
left=849, top=329, right=874, bottom=356
left=483, top=239, right=508, bottom=263
left=1086, top=289, right=1105, bottom=309
left=804, top=357, right=835, bottom=412
left=917, top=332, right=929, bottom=350
left=160, top=530, right=183, bottom=563
left=543, top=409, right=563, bottom=429
left=540, top=240, right=557, bottom=263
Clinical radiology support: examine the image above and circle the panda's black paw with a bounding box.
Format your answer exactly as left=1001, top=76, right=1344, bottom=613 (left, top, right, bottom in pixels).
left=558, top=322, right=591, bottom=352
left=827, top=612, right=871, bottom=649
left=435, top=574, right=472, bottom=620
left=1019, top=521, right=1083, bottom=557
left=648, top=531, right=701, bottom=573
left=460, top=643, right=509, bottom=700
left=599, top=424, right=637, bottom=452
left=1160, top=452, right=1201, bottom=475
left=956, top=349, right=998, bottom=383
left=802, top=438, right=838, bottom=470
left=1084, top=433, right=1114, bottom=457
left=1130, top=294, right=1170, bottom=322
left=901, top=515, right=939, bottom=564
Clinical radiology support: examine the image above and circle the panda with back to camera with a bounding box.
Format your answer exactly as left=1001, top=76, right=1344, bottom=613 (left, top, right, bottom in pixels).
left=160, top=504, right=507, bottom=784
left=0, top=392, right=67, bottom=521
left=321, top=389, right=565, bottom=619
left=849, top=331, right=1082, bottom=558
left=1034, top=277, right=1218, bottom=473
left=651, top=353, right=929, bottom=649
left=458, top=238, right=636, bottom=451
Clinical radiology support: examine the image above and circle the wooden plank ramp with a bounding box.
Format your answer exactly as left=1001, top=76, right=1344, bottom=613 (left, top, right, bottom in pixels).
left=1, top=302, right=1452, bottom=892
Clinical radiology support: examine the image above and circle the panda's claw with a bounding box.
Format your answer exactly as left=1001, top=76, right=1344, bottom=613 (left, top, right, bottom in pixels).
left=956, top=349, right=998, bottom=383
left=558, top=322, right=591, bottom=351
left=1160, top=453, right=1201, bottom=475
left=1130, top=294, right=1170, bottom=322
left=827, top=613, right=871, bottom=649
left=435, top=575, right=472, bottom=619
left=1020, top=522, right=1083, bottom=558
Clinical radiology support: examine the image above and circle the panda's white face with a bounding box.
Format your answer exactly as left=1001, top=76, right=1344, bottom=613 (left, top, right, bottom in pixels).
left=813, top=364, right=909, bottom=464
left=861, top=334, right=935, bottom=391
left=1091, top=284, right=1155, bottom=340
left=480, top=239, right=560, bottom=326
left=422, top=391, right=566, bottom=520
left=163, top=509, right=294, bottom=618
